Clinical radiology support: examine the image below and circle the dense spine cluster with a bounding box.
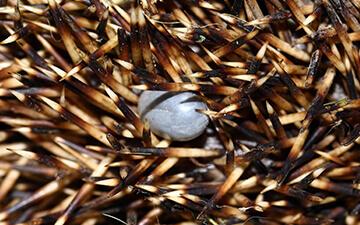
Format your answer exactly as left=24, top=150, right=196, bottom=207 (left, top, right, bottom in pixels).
left=0, top=0, right=360, bottom=224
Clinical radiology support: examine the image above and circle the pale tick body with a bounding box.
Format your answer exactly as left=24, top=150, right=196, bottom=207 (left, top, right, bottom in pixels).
left=138, top=91, right=209, bottom=141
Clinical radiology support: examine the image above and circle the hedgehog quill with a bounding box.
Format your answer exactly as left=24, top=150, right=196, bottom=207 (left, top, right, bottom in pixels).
left=0, top=0, right=360, bottom=224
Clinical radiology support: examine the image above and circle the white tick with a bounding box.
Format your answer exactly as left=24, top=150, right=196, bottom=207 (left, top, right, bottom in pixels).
left=138, top=91, right=209, bottom=141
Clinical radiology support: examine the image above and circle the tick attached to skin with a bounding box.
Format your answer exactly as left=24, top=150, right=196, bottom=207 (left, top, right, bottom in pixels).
left=138, top=91, right=209, bottom=141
